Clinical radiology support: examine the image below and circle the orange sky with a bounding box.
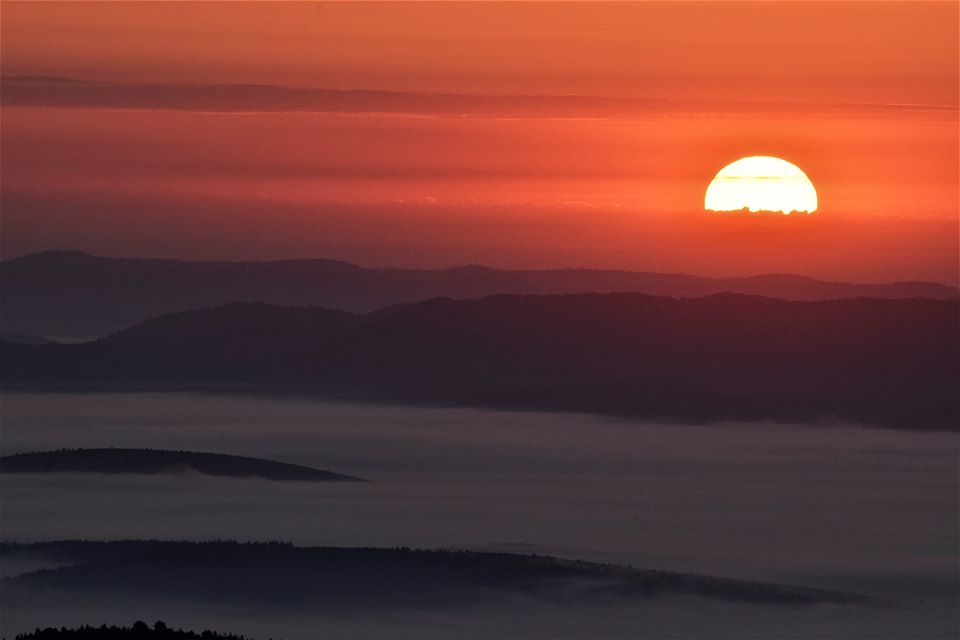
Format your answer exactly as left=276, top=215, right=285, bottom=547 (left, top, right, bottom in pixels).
left=1, top=2, right=957, bottom=283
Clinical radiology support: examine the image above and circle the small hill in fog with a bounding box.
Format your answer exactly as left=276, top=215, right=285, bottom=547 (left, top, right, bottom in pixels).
left=0, top=449, right=363, bottom=482
left=2, top=540, right=873, bottom=609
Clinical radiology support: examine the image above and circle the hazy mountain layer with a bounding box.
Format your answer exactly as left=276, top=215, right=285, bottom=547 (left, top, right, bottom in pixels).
left=3, top=294, right=956, bottom=429
left=3, top=251, right=956, bottom=340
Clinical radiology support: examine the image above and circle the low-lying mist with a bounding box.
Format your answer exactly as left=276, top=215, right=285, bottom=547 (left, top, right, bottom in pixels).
left=1, top=392, right=957, bottom=638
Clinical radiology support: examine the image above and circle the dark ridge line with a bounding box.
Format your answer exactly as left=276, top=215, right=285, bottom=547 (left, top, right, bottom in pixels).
left=3, top=249, right=957, bottom=292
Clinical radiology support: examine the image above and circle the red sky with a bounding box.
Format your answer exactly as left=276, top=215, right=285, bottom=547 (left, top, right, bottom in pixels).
left=1, top=2, right=957, bottom=283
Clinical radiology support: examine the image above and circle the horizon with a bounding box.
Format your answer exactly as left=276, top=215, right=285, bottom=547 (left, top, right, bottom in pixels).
left=5, top=246, right=960, bottom=288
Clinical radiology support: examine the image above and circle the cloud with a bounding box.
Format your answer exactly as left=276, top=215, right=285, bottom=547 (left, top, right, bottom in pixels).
left=2, top=77, right=954, bottom=119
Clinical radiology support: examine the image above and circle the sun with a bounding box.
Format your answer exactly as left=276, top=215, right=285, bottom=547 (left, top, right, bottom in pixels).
left=705, top=156, right=817, bottom=214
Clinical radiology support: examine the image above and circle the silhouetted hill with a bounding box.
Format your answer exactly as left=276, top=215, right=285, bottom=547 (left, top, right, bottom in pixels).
left=3, top=251, right=956, bottom=340
left=1, top=541, right=872, bottom=609
left=13, top=620, right=251, bottom=640
left=2, top=294, right=956, bottom=429
left=0, top=449, right=362, bottom=482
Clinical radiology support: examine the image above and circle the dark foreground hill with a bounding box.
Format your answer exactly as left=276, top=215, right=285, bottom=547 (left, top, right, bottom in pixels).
left=2, top=294, right=957, bottom=429
left=0, top=541, right=872, bottom=609
left=0, top=449, right=362, bottom=482
left=3, top=250, right=956, bottom=340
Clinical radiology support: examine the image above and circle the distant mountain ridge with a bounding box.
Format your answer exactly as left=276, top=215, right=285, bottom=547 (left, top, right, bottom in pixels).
left=3, top=293, right=956, bottom=429
left=3, top=250, right=956, bottom=341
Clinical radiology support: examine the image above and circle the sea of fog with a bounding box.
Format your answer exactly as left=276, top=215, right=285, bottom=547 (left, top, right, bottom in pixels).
left=1, top=392, right=957, bottom=638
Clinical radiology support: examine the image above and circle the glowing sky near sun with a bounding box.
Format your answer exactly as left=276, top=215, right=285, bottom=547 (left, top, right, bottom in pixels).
left=0, top=2, right=956, bottom=283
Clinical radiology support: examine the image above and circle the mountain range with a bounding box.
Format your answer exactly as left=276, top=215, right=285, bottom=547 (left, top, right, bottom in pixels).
left=3, top=250, right=956, bottom=341
left=3, top=293, right=956, bottom=429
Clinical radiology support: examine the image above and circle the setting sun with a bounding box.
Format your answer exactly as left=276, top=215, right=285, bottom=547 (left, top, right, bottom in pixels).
left=705, top=156, right=818, bottom=214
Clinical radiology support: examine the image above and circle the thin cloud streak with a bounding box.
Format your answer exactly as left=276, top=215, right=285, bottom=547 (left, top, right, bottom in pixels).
left=2, top=78, right=956, bottom=119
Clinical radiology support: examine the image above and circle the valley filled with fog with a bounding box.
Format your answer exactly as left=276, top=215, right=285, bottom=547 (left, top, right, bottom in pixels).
left=2, top=392, right=956, bottom=638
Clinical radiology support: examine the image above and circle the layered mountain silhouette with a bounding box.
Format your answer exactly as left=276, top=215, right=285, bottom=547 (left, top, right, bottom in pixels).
left=3, top=251, right=956, bottom=340
left=3, top=294, right=956, bottom=429
left=0, top=449, right=363, bottom=482
left=1, top=541, right=872, bottom=608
